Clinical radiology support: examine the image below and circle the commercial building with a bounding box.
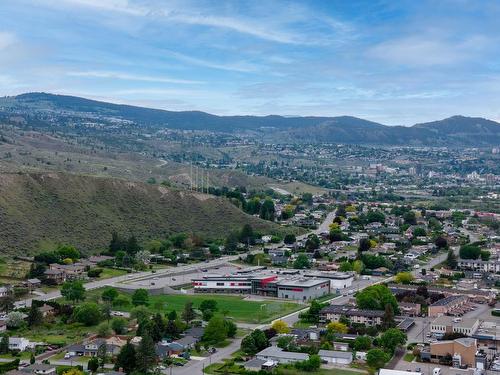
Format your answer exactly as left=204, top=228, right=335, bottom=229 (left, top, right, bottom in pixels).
left=192, top=273, right=330, bottom=301
left=420, top=338, right=477, bottom=368
left=430, top=316, right=479, bottom=336
left=303, top=271, right=354, bottom=290
left=428, top=295, right=468, bottom=318
left=319, top=305, right=384, bottom=326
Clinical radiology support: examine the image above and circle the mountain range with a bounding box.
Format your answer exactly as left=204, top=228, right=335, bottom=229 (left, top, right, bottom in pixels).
left=1, top=92, right=499, bottom=146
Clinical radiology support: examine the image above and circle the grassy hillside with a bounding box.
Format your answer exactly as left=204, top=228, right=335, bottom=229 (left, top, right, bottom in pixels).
left=0, top=172, right=286, bottom=254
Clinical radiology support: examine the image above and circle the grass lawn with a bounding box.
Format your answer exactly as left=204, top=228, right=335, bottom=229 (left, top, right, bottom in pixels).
left=12, top=321, right=95, bottom=346
left=84, top=289, right=302, bottom=324
left=404, top=353, right=416, bottom=362
left=0, top=352, right=32, bottom=360
left=204, top=362, right=366, bottom=375
left=98, top=268, right=128, bottom=280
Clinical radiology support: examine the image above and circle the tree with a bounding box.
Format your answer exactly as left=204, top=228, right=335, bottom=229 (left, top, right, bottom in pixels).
left=6, top=311, right=25, bottom=328
left=382, top=303, right=395, bottom=330
left=394, top=272, right=414, bottom=284
left=97, top=342, right=107, bottom=368
left=271, top=320, right=291, bottom=334
left=239, top=224, right=255, bottom=245
left=352, top=260, right=364, bottom=274
left=111, top=317, right=128, bottom=334
left=182, top=302, right=196, bottom=324
left=259, top=199, right=275, bottom=221
left=358, top=238, right=371, bottom=254
left=481, top=250, right=491, bottom=261
left=131, top=306, right=151, bottom=327
left=305, top=234, right=320, bottom=251
left=126, top=235, right=141, bottom=256
left=132, top=289, right=149, bottom=306
left=460, top=244, right=481, bottom=259
left=435, top=236, right=448, bottom=249
left=294, top=253, right=310, bottom=269
left=109, top=232, right=124, bottom=254
left=56, top=245, right=80, bottom=261
left=200, top=300, right=218, bottom=313
left=0, top=295, right=15, bottom=313
left=72, top=303, right=102, bottom=326
left=353, top=336, right=372, bottom=351
left=379, top=328, right=407, bottom=353
left=88, top=357, right=99, bottom=373
left=284, top=234, right=296, bottom=245
left=403, top=211, right=417, bottom=225
left=27, top=304, right=43, bottom=327
left=115, top=340, right=136, bottom=374
left=356, top=285, right=399, bottom=313
left=412, top=227, right=427, bottom=237
left=326, top=321, right=348, bottom=334
left=61, top=281, right=86, bottom=303
left=113, top=295, right=131, bottom=308
left=241, top=329, right=269, bottom=355
left=446, top=249, right=458, bottom=269
left=97, top=322, right=111, bottom=337
left=203, top=315, right=228, bottom=345
left=241, top=335, right=257, bottom=355
left=0, top=334, right=9, bottom=354
left=225, top=319, right=237, bottom=338
left=101, top=288, right=119, bottom=303
left=366, top=348, right=390, bottom=369
left=224, top=232, right=239, bottom=253
left=135, top=334, right=156, bottom=374
left=30, top=353, right=35, bottom=364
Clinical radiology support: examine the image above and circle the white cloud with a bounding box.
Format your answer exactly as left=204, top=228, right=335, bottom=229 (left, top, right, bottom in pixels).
left=0, top=31, right=16, bottom=50
left=368, top=34, right=490, bottom=67
left=66, top=70, right=203, bottom=84
left=165, top=50, right=260, bottom=73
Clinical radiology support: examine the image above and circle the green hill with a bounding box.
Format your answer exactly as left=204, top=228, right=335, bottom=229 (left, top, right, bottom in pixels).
left=0, top=172, right=285, bottom=254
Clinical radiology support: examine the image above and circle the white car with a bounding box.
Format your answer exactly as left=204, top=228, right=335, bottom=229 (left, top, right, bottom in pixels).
left=64, top=353, right=71, bottom=359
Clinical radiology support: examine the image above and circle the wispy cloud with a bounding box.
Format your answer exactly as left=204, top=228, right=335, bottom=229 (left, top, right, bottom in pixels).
left=0, top=31, right=16, bottom=50
left=165, top=50, right=260, bottom=73
left=66, top=70, right=203, bottom=84
left=368, top=34, right=491, bottom=67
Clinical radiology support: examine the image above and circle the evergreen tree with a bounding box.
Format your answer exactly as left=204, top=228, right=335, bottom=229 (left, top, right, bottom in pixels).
left=115, top=340, right=136, bottom=374
left=109, top=231, right=124, bottom=254
left=126, top=235, right=141, bottom=255
left=0, top=334, right=9, bottom=354
left=87, top=357, right=99, bottom=373
left=382, top=303, right=395, bottom=329
left=135, top=333, right=156, bottom=374
left=182, top=302, right=195, bottom=324
left=446, top=249, right=458, bottom=269
left=27, top=304, right=43, bottom=327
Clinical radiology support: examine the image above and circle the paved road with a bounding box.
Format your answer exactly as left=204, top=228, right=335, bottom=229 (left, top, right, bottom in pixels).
left=169, top=338, right=243, bottom=375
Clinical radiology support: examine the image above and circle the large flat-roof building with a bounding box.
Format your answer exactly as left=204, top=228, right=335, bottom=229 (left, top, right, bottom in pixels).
left=192, top=273, right=330, bottom=301
left=430, top=316, right=479, bottom=336
left=303, top=271, right=354, bottom=290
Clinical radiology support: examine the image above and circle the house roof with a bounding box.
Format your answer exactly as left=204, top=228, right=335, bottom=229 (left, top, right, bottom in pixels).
left=318, top=349, right=353, bottom=359
left=175, top=336, right=198, bottom=347
left=256, top=346, right=309, bottom=360
left=243, top=358, right=267, bottom=368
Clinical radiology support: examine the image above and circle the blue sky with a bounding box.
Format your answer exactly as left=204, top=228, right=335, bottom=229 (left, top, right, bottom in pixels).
left=1, top=0, right=500, bottom=125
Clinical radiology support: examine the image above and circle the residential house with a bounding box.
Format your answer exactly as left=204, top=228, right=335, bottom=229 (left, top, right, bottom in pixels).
left=399, top=302, right=421, bottom=317
left=256, top=346, right=309, bottom=364
left=318, top=350, right=353, bottom=365
left=9, top=337, right=34, bottom=352
left=43, top=269, right=65, bottom=284
left=19, top=363, right=56, bottom=375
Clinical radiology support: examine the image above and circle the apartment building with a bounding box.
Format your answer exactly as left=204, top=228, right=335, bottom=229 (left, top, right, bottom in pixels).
left=319, top=305, right=384, bottom=326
